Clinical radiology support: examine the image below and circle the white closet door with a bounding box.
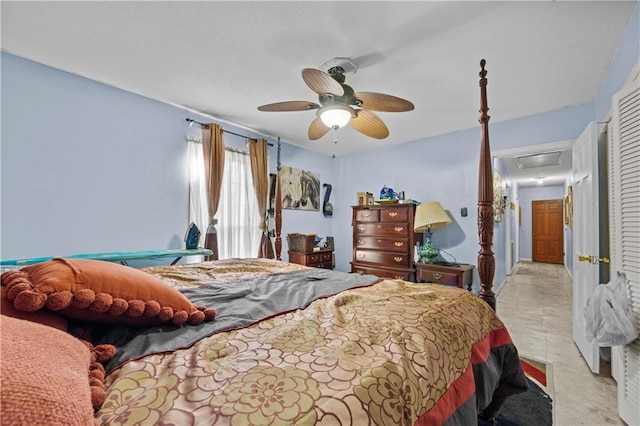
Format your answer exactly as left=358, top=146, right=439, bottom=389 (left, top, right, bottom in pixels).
left=610, top=81, right=640, bottom=426
left=573, top=121, right=600, bottom=374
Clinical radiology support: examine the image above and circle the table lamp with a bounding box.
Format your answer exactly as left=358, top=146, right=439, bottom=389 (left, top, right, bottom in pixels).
left=414, top=201, right=453, bottom=263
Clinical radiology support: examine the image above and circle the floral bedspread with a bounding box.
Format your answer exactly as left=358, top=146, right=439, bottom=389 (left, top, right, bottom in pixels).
left=141, top=258, right=309, bottom=289
left=96, top=259, right=526, bottom=425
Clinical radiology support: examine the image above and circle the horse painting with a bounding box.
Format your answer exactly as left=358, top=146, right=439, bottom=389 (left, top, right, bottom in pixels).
left=281, top=166, right=320, bottom=211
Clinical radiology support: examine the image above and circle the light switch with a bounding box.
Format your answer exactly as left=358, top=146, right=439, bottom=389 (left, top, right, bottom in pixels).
left=461, top=207, right=468, bottom=217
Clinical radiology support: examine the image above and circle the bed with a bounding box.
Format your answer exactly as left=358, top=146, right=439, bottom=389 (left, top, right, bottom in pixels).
left=0, top=60, right=527, bottom=425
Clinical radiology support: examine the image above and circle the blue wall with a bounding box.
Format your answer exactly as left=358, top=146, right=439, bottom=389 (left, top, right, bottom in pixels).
left=0, top=52, right=333, bottom=261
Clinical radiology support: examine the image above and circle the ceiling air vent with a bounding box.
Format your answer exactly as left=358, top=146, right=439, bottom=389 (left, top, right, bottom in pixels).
left=516, top=151, right=563, bottom=169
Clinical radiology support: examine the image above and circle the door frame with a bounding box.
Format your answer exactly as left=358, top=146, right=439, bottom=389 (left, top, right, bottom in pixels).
left=531, top=199, right=564, bottom=264
left=494, top=140, right=573, bottom=271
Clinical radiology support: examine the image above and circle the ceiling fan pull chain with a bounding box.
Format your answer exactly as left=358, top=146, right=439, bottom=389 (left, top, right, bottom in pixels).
left=332, top=129, right=338, bottom=158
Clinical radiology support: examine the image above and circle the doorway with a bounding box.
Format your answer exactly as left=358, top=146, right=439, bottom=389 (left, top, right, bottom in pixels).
left=532, top=199, right=564, bottom=264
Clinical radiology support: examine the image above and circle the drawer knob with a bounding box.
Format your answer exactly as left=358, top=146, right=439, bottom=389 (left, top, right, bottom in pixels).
left=358, top=239, right=364, bottom=245
left=394, top=276, right=403, bottom=279
left=432, top=273, right=442, bottom=279
left=358, top=254, right=365, bottom=258
left=364, top=213, right=370, bottom=217
left=394, top=256, right=403, bottom=263
left=357, top=270, right=364, bottom=274
left=388, top=212, right=398, bottom=217
left=358, top=226, right=366, bottom=231
left=394, top=242, right=404, bottom=247
left=394, top=226, right=404, bottom=232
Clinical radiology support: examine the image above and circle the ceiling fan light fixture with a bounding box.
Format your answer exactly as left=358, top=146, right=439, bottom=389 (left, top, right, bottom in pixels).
left=319, top=106, right=353, bottom=129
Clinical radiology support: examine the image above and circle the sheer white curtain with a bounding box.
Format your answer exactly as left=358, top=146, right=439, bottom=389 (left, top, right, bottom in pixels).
left=187, top=138, right=208, bottom=262
left=218, top=148, right=261, bottom=258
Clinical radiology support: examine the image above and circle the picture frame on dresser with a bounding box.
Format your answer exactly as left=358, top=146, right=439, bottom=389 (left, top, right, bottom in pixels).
left=351, top=204, right=423, bottom=282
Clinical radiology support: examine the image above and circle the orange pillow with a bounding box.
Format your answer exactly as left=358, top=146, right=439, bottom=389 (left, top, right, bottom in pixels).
left=1, top=258, right=216, bottom=326
left=0, top=315, right=96, bottom=425
left=0, top=285, right=68, bottom=331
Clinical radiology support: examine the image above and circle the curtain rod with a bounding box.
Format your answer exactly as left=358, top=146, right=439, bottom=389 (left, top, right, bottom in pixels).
left=186, top=118, right=273, bottom=146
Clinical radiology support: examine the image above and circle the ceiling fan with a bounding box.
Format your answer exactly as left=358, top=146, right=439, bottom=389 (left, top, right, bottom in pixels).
left=257, top=62, right=414, bottom=140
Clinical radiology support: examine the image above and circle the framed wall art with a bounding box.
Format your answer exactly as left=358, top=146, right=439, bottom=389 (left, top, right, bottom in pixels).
left=280, top=165, right=320, bottom=211
left=493, top=171, right=505, bottom=222
left=566, top=186, right=573, bottom=229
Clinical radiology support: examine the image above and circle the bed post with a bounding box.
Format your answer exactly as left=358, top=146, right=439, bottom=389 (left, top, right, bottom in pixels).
left=275, top=137, right=283, bottom=260
left=477, top=59, right=496, bottom=311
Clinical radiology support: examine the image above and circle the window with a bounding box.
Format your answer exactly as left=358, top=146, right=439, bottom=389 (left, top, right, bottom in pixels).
left=217, top=148, right=261, bottom=259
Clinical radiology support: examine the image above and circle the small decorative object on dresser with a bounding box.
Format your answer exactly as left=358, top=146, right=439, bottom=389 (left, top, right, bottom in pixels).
left=356, top=192, right=374, bottom=206
left=351, top=204, right=423, bottom=281
left=416, top=263, right=475, bottom=291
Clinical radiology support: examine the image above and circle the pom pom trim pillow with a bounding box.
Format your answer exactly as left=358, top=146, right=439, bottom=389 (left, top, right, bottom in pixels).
left=1, top=258, right=216, bottom=326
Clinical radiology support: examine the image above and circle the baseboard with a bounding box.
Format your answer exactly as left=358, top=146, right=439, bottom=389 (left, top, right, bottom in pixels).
left=520, top=257, right=532, bottom=262
left=565, top=264, right=572, bottom=278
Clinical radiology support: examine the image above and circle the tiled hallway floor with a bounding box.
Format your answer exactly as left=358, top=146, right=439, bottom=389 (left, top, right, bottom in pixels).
left=496, top=262, right=624, bottom=425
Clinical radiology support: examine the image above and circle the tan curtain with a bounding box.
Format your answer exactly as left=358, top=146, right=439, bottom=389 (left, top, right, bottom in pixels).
left=202, top=124, right=225, bottom=260
left=249, top=138, right=273, bottom=258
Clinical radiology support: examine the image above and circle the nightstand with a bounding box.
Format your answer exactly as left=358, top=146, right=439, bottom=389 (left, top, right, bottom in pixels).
left=415, top=263, right=474, bottom=291
left=288, top=250, right=334, bottom=269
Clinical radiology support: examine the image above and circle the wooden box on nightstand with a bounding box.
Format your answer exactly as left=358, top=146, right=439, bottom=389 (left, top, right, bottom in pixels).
left=415, top=263, right=474, bottom=291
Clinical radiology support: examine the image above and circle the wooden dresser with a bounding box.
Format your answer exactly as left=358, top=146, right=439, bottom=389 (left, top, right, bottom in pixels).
left=350, top=204, right=422, bottom=281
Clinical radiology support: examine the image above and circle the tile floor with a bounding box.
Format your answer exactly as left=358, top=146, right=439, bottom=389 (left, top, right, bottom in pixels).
left=496, top=262, right=624, bottom=426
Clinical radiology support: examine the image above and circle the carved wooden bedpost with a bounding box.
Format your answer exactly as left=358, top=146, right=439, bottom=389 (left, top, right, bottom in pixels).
left=275, top=137, right=283, bottom=260
left=477, top=59, right=496, bottom=310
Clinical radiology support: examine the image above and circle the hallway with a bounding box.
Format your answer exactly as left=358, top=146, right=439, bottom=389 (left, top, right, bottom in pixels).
left=496, top=261, right=623, bottom=425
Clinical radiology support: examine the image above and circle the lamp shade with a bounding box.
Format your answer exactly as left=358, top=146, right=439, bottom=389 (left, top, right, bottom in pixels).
left=319, top=106, right=353, bottom=129
left=414, top=201, right=452, bottom=232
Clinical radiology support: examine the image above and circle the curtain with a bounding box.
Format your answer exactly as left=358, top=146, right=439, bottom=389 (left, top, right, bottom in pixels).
left=218, top=148, right=261, bottom=259
left=202, top=124, right=225, bottom=260
left=249, top=138, right=273, bottom=258
left=187, top=138, right=208, bottom=262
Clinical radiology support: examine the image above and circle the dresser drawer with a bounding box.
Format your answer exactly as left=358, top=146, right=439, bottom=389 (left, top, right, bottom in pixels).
left=288, top=250, right=334, bottom=270
left=351, top=264, right=414, bottom=281
left=354, top=249, right=410, bottom=268
left=379, top=208, right=410, bottom=223
left=355, top=209, right=380, bottom=223
left=305, top=253, right=325, bottom=265
left=354, top=236, right=410, bottom=253
left=419, top=269, right=459, bottom=286
left=415, top=263, right=475, bottom=290
left=354, top=223, right=410, bottom=237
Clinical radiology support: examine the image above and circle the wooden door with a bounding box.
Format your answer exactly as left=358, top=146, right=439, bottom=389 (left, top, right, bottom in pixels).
left=532, top=199, right=564, bottom=264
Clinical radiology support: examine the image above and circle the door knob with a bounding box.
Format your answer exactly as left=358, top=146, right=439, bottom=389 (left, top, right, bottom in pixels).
left=578, top=255, right=610, bottom=264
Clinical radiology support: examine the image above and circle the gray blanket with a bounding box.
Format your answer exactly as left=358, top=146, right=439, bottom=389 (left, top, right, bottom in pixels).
left=99, top=268, right=380, bottom=371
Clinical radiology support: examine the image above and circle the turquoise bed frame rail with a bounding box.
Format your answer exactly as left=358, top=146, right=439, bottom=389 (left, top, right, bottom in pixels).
left=0, top=248, right=212, bottom=267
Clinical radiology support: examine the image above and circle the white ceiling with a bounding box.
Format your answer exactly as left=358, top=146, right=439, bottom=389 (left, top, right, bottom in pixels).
left=1, top=1, right=636, bottom=187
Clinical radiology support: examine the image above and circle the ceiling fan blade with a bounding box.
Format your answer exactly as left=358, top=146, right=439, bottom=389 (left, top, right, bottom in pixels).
left=257, top=101, right=320, bottom=112
left=354, top=92, right=415, bottom=112
left=308, top=117, right=330, bottom=140
left=302, top=68, right=344, bottom=97
left=350, top=109, right=389, bottom=139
